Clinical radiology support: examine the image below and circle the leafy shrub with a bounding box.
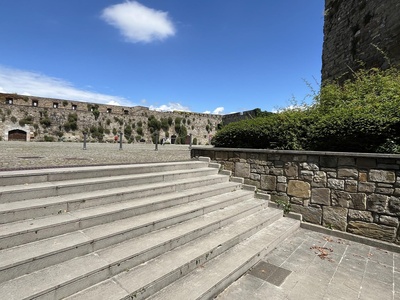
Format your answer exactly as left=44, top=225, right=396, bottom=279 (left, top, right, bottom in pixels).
left=213, top=67, right=400, bottom=153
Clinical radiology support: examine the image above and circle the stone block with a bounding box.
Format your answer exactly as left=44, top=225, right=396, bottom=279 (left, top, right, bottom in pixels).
left=261, top=175, right=276, bottom=191
left=287, top=180, right=311, bottom=198
left=300, top=162, right=319, bottom=171
left=359, top=172, right=368, bottom=182
left=344, top=180, right=358, bottom=193
left=291, top=204, right=322, bottom=224
left=323, top=207, right=348, bottom=231
left=338, top=168, right=358, bottom=179
left=347, top=221, right=397, bottom=243
left=249, top=173, right=261, bottom=181
left=327, top=178, right=345, bottom=190
left=284, top=162, right=298, bottom=177
left=311, top=188, right=330, bottom=206
left=269, top=167, right=283, bottom=176
left=357, top=158, right=376, bottom=168
left=367, top=194, right=389, bottom=213
left=270, top=193, right=290, bottom=204
left=389, top=197, right=400, bottom=215
left=276, top=183, right=287, bottom=192
left=222, top=161, right=234, bottom=172
left=369, top=169, right=395, bottom=183
left=348, top=209, right=373, bottom=222
left=320, top=156, right=338, bottom=168
left=338, top=157, right=356, bottom=166
left=358, top=182, right=375, bottom=193
left=349, top=193, right=367, bottom=210
left=300, top=170, right=313, bottom=182
left=277, top=176, right=287, bottom=183
left=312, top=171, right=327, bottom=188
left=235, top=162, right=250, bottom=178
left=331, top=191, right=351, bottom=207
left=378, top=215, right=399, bottom=227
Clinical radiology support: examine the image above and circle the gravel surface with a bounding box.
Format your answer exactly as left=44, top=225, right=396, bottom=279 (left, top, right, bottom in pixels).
left=0, top=141, right=194, bottom=170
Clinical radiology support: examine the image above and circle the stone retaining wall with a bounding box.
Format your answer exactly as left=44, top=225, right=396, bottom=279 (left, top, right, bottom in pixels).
left=191, top=147, right=400, bottom=244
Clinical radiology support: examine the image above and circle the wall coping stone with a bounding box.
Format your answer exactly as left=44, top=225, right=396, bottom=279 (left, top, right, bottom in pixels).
left=191, top=147, right=400, bottom=159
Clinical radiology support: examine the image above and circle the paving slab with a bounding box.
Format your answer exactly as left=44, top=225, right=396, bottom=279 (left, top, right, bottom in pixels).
left=217, top=228, right=400, bottom=300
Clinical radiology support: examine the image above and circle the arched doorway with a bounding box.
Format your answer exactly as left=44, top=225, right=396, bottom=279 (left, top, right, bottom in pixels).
left=8, top=129, right=27, bottom=141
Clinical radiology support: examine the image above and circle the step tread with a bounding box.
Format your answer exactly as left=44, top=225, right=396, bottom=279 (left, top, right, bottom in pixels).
left=0, top=200, right=276, bottom=300
left=0, top=161, right=207, bottom=183
left=0, top=167, right=217, bottom=194
left=0, top=185, right=247, bottom=239
left=0, top=196, right=264, bottom=273
left=147, top=218, right=300, bottom=300
left=65, top=210, right=289, bottom=300
left=0, top=177, right=237, bottom=215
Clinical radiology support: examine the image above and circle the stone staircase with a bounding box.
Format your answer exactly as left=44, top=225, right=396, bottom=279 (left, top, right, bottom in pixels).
left=0, top=157, right=300, bottom=300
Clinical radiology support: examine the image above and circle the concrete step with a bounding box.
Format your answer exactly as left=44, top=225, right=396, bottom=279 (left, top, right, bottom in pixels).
left=0, top=161, right=209, bottom=187
left=0, top=183, right=246, bottom=250
left=63, top=209, right=293, bottom=300
left=0, top=198, right=275, bottom=299
left=0, top=189, right=253, bottom=283
left=0, top=166, right=219, bottom=204
left=147, top=218, right=300, bottom=300
left=0, top=174, right=235, bottom=224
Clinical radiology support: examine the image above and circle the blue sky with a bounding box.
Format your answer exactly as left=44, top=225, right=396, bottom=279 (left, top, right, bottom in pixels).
left=0, top=1, right=325, bottom=114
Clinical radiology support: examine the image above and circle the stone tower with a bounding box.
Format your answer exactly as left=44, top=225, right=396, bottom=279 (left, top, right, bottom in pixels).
left=322, top=0, right=400, bottom=82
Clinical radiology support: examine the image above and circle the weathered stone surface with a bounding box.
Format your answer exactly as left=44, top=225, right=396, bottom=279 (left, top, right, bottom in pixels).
left=331, top=191, right=351, bottom=208
left=312, top=171, right=327, bottom=188
left=320, top=156, right=337, bottom=168
left=327, top=178, right=345, bottom=190
left=358, top=182, right=375, bottom=193
left=269, top=167, right=283, bottom=176
left=222, top=161, right=234, bottom=172
left=311, top=188, right=331, bottom=206
left=378, top=215, right=399, bottom=227
left=270, top=193, right=289, bottom=204
left=388, top=197, right=400, bottom=215
left=284, top=162, right=298, bottom=177
left=276, top=183, right=287, bottom=193
left=367, top=194, right=389, bottom=213
left=277, top=176, right=287, bottom=183
left=348, top=210, right=373, bottom=222
left=323, top=207, right=348, bottom=231
left=338, top=157, right=356, bottom=166
left=261, top=175, right=276, bottom=191
left=300, top=162, right=319, bottom=171
left=349, top=193, right=367, bottom=210
left=250, top=173, right=260, bottom=181
left=235, top=162, right=250, bottom=178
left=291, top=204, right=322, bottom=224
left=287, top=180, right=310, bottom=198
left=344, top=180, right=358, bottom=193
left=338, top=168, right=358, bottom=179
left=359, top=172, right=368, bottom=182
left=369, top=170, right=396, bottom=183
left=347, top=221, right=397, bottom=243
left=300, top=170, right=313, bottom=182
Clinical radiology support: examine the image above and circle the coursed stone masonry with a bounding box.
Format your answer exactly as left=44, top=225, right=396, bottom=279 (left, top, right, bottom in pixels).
left=191, top=147, right=400, bottom=244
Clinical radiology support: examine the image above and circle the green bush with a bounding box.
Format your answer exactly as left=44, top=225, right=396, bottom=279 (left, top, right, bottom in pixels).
left=213, top=67, right=400, bottom=153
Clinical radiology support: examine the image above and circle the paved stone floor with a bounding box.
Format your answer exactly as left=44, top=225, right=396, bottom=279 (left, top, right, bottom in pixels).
left=217, top=228, right=400, bottom=300
left=0, top=141, right=192, bottom=170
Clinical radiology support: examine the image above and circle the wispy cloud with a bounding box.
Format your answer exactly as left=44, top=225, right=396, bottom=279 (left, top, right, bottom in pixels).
left=203, top=107, right=225, bottom=115
left=0, top=65, right=133, bottom=106
left=101, top=1, right=176, bottom=43
left=150, top=102, right=190, bottom=112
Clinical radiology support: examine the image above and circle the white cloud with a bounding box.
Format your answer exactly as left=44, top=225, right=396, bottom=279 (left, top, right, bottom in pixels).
left=149, top=102, right=190, bottom=112
left=212, top=107, right=224, bottom=114
left=203, top=107, right=224, bottom=115
left=0, top=65, right=133, bottom=106
left=101, top=1, right=176, bottom=43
